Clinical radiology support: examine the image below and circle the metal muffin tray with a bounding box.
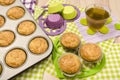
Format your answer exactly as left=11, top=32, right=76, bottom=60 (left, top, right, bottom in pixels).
left=0, top=0, right=53, bottom=80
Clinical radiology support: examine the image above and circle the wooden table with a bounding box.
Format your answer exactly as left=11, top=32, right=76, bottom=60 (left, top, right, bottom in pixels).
left=37, top=0, right=120, bottom=80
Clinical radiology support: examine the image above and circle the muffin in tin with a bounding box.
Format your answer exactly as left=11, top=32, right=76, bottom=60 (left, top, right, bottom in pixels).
left=0, top=64, right=2, bottom=75
left=59, top=53, right=81, bottom=76
left=0, top=30, right=15, bottom=47
left=29, top=37, right=48, bottom=54
left=60, top=32, right=81, bottom=49
left=7, top=6, right=25, bottom=20
left=0, top=15, right=5, bottom=27
left=0, top=0, right=15, bottom=6
left=17, top=20, right=36, bottom=35
left=5, top=48, right=27, bottom=68
left=79, top=43, right=102, bottom=63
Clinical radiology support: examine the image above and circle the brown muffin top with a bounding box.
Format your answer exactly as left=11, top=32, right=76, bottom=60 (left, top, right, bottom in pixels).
left=5, top=48, right=27, bottom=68
left=59, top=53, right=80, bottom=74
left=0, top=30, right=15, bottom=47
left=17, top=20, right=36, bottom=35
left=7, top=6, right=25, bottom=20
left=80, top=43, right=101, bottom=62
left=61, top=32, right=80, bottom=49
left=29, top=37, right=48, bottom=54
left=0, top=0, right=15, bottom=6
left=0, top=15, right=5, bottom=27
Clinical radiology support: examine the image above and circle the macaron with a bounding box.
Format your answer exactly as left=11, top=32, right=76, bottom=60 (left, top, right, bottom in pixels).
left=45, top=14, right=64, bottom=29
left=62, top=6, right=77, bottom=20
left=48, top=2, right=64, bottom=14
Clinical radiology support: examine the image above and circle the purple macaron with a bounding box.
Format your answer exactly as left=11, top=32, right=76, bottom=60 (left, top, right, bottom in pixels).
left=45, top=14, right=64, bottom=29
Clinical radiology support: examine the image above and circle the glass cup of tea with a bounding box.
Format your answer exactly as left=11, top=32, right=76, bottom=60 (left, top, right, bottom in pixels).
left=85, top=4, right=110, bottom=31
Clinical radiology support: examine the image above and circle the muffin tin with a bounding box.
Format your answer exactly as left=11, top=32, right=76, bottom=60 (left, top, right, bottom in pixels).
left=0, top=15, right=5, bottom=27
left=0, top=0, right=53, bottom=80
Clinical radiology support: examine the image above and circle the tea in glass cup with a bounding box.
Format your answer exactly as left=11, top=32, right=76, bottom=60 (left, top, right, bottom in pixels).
left=85, top=4, right=110, bottom=31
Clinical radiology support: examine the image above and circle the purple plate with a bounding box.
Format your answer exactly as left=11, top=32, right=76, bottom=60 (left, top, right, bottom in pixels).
left=41, top=4, right=81, bottom=22
left=38, top=4, right=80, bottom=36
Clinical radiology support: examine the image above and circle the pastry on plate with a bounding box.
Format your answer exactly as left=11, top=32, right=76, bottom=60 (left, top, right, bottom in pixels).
left=60, top=32, right=80, bottom=49
left=5, top=48, right=27, bottom=68
left=29, top=37, right=48, bottom=54
left=7, top=6, right=25, bottom=20
left=0, top=30, right=15, bottom=47
left=0, top=0, right=15, bottom=6
left=59, top=53, right=81, bottom=75
left=17, top=20, right=36, bottom=35
left=0, top=15, right=5, bottom=27
left=79, top=43, right=102, bottom=62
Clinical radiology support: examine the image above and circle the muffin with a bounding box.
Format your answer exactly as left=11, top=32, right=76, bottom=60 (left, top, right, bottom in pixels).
left=0, top=64, right=2, bottom=75
left=0, top=15, right=5, bottom=27
left=60, top=32, right=80, bottom=49
left=59, top=53, right=81, bottom=75
left=7, top=6, right=25, bottom=20
left=17, top=20, right=36, bottom=35
left=5, top=48, right=27, bottom=68
left=79, top=43, right=102, bottom=62
left=29, top=37, right=48, bottom=54
left=0, top=0, right=15, bottom=6
left=0, top=30, right=15, bottom=47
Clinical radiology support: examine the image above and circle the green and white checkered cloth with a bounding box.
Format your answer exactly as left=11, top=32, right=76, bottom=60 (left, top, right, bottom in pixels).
left=13, top=0, right=120, bottom=80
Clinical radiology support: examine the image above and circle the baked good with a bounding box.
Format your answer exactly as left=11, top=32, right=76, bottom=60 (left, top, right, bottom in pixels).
left=7, top=6, right=25, bottom=20
left=17, top=20, right=36, bottom=35
left=0, top=0, right=15, bottom=6
left=0, top=15, right=5, bottom=27
left=45, top=14, right=64, bottom=29
left=0, top=30, right=15, bottom=47
left=29, top=37, right=48, bottom=54
left=5, top=48, right=27, bottom=68
left=60, top=32, right=80, bottom=49
left=62, top=6, right=77, bottom=20
left=59, top=53, right=81, bottom=74
left=79, top=43, right=102, bottom=62
left=48, top=2, right=64, bottom=14
left=0, top=64, right=2, bottom=75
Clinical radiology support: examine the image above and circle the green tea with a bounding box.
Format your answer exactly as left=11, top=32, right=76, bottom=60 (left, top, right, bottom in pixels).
left=86, top=7, right=110, bottom=30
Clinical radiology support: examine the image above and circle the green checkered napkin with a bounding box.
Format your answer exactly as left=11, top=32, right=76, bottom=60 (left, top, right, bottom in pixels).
left=14, top=0, right=120, bottom=80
